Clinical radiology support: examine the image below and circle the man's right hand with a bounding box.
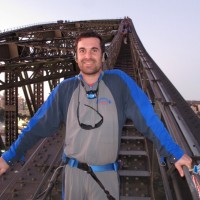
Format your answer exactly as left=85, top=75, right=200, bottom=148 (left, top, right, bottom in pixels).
left=0, top=157, right=9, bottom=175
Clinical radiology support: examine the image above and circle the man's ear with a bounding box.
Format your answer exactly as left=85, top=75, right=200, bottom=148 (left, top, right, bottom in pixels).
left=102, top=52, right=107, bottom=62
left=74, top=52, right=77, bottom=62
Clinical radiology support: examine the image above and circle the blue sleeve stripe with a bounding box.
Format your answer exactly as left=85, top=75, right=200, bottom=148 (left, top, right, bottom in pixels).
left=2, top=83, right=61, bottom=163
left=106, top=69, right=183, bottom=160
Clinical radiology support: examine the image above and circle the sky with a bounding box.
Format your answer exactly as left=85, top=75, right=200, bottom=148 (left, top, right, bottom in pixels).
left=0, top=0, right=200, bottom=100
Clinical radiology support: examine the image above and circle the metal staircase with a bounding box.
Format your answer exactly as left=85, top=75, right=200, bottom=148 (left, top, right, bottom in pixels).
left=119, top=122, right=153, bottom=199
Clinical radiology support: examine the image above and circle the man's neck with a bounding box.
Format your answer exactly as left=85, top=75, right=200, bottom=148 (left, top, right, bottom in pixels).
left=81, top=71, right=102, bottom=85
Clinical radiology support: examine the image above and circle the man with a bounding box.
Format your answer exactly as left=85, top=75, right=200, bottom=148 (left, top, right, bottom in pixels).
left=0, top=31, right=192, bottom=200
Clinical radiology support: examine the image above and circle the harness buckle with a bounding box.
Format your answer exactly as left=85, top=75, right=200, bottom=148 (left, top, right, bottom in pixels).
left=77, top=162, right=91, bottom=172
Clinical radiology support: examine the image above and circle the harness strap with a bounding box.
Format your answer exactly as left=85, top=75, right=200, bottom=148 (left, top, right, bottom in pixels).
left=67, top=157, right=118, bottom=172
left=63, top=156, right=117, bottom=200
left=86, top=166, right=116, bottom=200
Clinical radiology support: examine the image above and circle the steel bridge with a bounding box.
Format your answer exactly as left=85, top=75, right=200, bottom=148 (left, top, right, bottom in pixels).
left=0, top=18, right=200, bottom=200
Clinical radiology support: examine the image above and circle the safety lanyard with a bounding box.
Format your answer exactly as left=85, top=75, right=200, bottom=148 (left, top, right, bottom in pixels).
left=81, top=163, right=116, bottom=200
left=190, top=164, right=200, bottom=198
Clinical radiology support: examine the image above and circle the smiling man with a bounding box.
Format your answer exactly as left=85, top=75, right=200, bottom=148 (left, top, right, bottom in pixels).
left=0, top=31, right=192, bottom=200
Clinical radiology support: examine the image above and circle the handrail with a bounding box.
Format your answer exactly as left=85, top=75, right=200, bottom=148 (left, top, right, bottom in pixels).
left=183, top=166, right=200, bottom=199
left=128, top=18, right=200, bottom=200
left=103, top=21, right=124, bottom=70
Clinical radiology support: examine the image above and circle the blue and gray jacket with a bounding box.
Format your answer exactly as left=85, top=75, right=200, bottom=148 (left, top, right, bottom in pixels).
left=2, top=69, right=184, bottom=166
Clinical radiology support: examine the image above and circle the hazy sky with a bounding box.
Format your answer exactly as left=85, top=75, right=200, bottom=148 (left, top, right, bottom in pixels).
left=0, top=0, right=200, bottom=100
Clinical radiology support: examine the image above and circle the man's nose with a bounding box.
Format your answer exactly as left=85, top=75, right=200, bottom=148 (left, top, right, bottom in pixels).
left=84, top=51, right=92, bottom=59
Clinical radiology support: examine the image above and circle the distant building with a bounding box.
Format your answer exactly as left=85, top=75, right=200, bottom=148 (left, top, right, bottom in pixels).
left=188, top=100, right=200, bottom=118
left=0, top=94, right=30, bottom=116
left=18, top=96, right=30, bottom=116
left=0, top=94, right=4, bottom=108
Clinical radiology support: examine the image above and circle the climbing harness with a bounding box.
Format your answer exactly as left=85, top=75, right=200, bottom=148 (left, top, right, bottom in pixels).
left=63, top=155, right=118, bottom=200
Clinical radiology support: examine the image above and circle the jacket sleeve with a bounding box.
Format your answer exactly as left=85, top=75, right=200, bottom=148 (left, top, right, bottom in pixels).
left=119, top=70, right=184, bottom=163
left=2, top=82, right=67, bottom=166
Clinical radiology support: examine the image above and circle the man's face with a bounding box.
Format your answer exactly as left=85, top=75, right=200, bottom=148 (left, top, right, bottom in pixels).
left=76, top=37, right=103, bottom=75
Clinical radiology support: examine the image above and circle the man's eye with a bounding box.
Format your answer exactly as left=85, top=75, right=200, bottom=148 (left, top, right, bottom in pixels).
left=79, top=49, right=85, bottom=53
left=92, top=49, right=98, bottom=53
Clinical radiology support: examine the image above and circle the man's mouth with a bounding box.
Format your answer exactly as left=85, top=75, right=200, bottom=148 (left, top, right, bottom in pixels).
left=82, top=59, right=95, bottom=64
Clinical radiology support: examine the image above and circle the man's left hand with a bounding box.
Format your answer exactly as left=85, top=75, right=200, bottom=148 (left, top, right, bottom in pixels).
left=174, top=154, right=192, bottom=177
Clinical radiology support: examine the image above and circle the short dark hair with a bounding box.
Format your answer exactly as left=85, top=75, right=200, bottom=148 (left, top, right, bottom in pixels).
left=74, top=31, right=105, bottom=53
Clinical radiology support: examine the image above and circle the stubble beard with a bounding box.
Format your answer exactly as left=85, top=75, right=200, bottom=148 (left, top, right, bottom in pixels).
left=80, top=59, right=102, bottom=75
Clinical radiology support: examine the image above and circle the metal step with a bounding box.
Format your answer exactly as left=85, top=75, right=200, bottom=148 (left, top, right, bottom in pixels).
left=119, top=170, right=150, bottom=177
left=120, top=196, right=151, bottom=200
left=119, top=150, right=147, bottom=156
left=121, top=136, right=144, bottom=140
